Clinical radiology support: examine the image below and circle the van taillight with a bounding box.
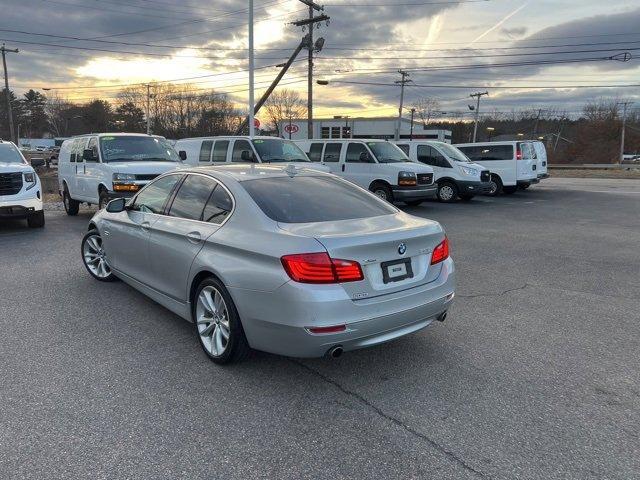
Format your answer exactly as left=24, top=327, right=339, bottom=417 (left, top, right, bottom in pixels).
left=516, top=146, right=523, bottom=160
left=431, top=237, right=450, bottom=265
left=281, top=253, right=364, bottom=284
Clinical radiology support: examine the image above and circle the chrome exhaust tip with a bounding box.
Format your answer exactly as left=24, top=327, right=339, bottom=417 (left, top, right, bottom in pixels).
left=327, top=346, right=344, bottom=358
left=437, top=311, right=447, bottom=322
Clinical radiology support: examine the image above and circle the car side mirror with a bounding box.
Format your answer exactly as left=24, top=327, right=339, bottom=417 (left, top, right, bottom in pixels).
left=359, top=151, right=371, bottom=163
left=106, top=197, right=127, bottom=213
left=178, top=150, right=187, bottom=161
left=241, top=150, right=255, bottom=162
left=83, top=149, right=98, bottom=162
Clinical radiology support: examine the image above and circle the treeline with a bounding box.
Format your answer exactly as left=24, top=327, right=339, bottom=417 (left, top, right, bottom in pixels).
left=0, top=84, right=245, bottom=140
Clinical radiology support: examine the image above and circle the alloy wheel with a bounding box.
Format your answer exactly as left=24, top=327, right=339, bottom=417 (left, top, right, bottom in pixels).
left=440, top=185, right=455, bottom=201
left=83, top=233, right=112, bottom=279
left=374, top=189, right=387, bottom=200
left=196, top=286, right=230, bottom=357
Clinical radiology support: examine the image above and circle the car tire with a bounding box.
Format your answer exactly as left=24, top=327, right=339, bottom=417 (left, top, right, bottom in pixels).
left=486, top=175, right=503, bottom=196
left=503, top=186, right=518, bottom=194
left=63, top=187, right=80, bottom=216
left=193, top=277, right=250, bottom=365
left=437, top=181, right=458, bottom=203
left=459, top=194, right=475, bottom=201
left=404, top=200, right=423, bottom=207
left=27, top=210, right=45, bottom=228
left=81, top=229, right=117, bottom=282
left=98, top=190, right=109, bottom=210
left=371, top=184, right=394, bottom=203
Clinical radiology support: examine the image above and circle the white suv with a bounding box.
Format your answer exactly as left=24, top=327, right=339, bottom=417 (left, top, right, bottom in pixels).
left=57, top=133, right=181, bottom=214
left=0, top=140, right=45, bottom=228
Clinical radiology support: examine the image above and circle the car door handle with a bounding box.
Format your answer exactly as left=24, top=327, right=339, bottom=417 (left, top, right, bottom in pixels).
left=186, top=231, right=202, bottom=244
left=341, top=164, right=346, bottom=172
left=140, top=221, right=151, bottom=232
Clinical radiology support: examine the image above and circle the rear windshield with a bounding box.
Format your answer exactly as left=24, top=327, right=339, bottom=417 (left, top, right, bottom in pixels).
left=99, top=136, right=180, bottom=163
left=0, top=143, right=26, bottom=164
left=252, top=139, right=309, bottom=163
left=241, top=175, right=396, bottom=223
left=457, top=144, right=514, bottom=161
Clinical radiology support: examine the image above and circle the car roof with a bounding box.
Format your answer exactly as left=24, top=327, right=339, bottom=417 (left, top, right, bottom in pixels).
left=180, top=163, right=330, bottom=182
left=177, top=135, right=283, bottom=141
left=297, top=138, right=391, bottom=143
left=65, top=133, right=165, bottom=139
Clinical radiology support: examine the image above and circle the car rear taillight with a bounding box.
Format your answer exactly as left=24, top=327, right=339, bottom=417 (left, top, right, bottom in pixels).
left=307, top=325, right=347, bottom=335
left=430, top=237, right=450, bottom=265
left=281, top=253, right=364, bottom=284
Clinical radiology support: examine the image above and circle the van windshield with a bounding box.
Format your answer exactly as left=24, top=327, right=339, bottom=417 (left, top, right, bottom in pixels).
left=0, top=144, right=26, bottom=164
left=252, top=139, right=309, bottom=163
left=99, top=136, right=180, bottom=163
left=438, top=143, right=472, bottom=163
left=367, top=142, right=408, bottom=163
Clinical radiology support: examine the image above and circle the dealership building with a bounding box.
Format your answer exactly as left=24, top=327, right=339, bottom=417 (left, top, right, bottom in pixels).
left=276, top=116, right=452, bottom=143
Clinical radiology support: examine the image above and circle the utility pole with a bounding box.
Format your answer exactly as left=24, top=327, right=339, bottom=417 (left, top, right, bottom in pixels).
left=248, top=0, right=255, bottom=137
left=395, top=70, right=411, bottom=141
left=145, top=84, right=151, bottom=135
left=410, top=108, right=415, bottom=140
left=294, top=1, right=327, bottom=139
left=617, top=101, right=634, bottom=164
left=470, top=91, right=488, bottom=143
left=1, top=44, right=19, bottom=144
left=531, top=108, right=545, bottom=139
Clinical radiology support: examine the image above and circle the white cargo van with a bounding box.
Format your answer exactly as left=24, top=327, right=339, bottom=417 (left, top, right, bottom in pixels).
left=531, top=140, right=549, bottom=180
left=175, top=136, right=329, bottom=172
left=58, top=133, right=181, bottom=215
left=395, top=140, right=491, bottom=202
left=0, top=140, right=45, bottom=228
left=296, top=139, right=437, bottom=205
left=454, top=141, right=538, bottom=195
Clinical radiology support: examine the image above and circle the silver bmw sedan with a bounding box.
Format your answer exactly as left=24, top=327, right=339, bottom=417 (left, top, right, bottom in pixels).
left=81, top=164, right=455, bottom=364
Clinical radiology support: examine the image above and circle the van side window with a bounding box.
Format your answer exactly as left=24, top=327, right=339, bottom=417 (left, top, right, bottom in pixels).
left=69, top=140, right=76, bottom=162
left=212, top=140, right=229, bottom=162
left=73, top=139, right=86, bottom=163
left=308, top=143, right=323, bottom=162
left=346, top=143, right=373, bottom=163
left=232, top=140, right=254, bottom=162
left=199, top=141, right=213, bottom=162
left=397, top=144, right=410, bottom=155
left=87, top=137, right=99, bottom=161
left=458, top=145, right=513, bottom=161
left=417, top=145, right=449, bottom=167
left=323, top=143, right=341, bottom=163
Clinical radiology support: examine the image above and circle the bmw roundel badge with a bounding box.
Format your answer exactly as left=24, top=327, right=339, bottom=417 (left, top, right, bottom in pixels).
left=398, top=243, right=407, bottom=255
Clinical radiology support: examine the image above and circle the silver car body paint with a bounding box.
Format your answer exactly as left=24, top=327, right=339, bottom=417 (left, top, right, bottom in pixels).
left=89, top=164, right=455, bottom=358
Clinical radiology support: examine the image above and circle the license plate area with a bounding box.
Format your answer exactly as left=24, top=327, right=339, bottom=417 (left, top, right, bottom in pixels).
left=381, top=258, right=414, bottom=284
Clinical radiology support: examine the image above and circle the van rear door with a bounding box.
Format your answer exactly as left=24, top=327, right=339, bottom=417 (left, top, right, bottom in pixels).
left=516, top=142, right=537, bottom=181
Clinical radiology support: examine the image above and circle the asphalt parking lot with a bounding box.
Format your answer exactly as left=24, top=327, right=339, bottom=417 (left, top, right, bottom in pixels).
left=1, top=177, right=639, bottom=479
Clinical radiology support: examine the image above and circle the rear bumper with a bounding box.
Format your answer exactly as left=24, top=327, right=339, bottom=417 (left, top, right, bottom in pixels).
left=455, top=180, right=492, bottom=194
left=517, top=178, right=539, bottom=187
left=0, top=197, right=43, bottom=218
left=229, top=257, right=455, bottom=358
left=392, top=185, right=438, bottom=201
left=537, top=173, right=550, bottom=179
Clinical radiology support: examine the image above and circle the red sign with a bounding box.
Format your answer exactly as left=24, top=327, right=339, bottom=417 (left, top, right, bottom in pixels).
left=284, top=123, right=299, bottom=134
left=254, top=118, right=261, bottom=129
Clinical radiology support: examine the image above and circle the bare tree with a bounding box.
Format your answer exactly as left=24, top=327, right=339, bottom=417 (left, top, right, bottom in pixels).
left=412, top=97, right=441, bottom=127
left=264, top=89, right=307, bottom=136
left=45, top=93, right=74, bottom=136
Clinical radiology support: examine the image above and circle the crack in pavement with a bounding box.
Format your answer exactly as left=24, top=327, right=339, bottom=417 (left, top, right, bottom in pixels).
left=459, top=283, right=530, bottom=299
left=292, top=360, right=491, bottom=479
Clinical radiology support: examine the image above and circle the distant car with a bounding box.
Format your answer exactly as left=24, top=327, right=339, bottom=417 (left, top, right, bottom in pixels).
left=57, top=133, right=182, bottom=213
left=174, top=136, right=330, bottom=173
left=295, top=139, right=437, bottom=206
left=82, top=165, right=455, bottom=363
left=394, top=140, right=491, bottom=202
left=0, top=140, right=45, bottom=228
left=454, top=141, right=538, bottom=195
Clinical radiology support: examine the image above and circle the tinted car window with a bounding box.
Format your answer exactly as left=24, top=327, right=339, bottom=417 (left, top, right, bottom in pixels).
left=322, top=143, right=341, bottom=162
left=232, top=140, right=254, bottom=162
left=212, top=140, right=229, bottom=162
left=241, top=175, right=396, bottom=224
left=418, top=145, right=450, bottom=168
left=199, top=140, right=213, bottom=162
left=202, top=185, right=233, bottom=224
left=168, top=174, right=216, bottom=220
left=308, top=143, right=323, bottom=162
left=346, top=143, right=372, bottom=163
left=131, top=174, right=181, bottom=214
left=458, top=145, right=513, bottom=161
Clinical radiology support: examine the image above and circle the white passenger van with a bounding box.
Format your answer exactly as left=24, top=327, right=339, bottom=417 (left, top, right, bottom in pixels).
left=58, top=133, right=181, bottom=215
left=531, top=140, right=549, bottom=180
left=454, top=141, right=538, bottom=195
left=295, top=139, right=437, bottom=205
left=0, top=140, right=44, bottom=228
left=175, top=136, right=329, bottom=172
left=394, top=140, right=491, bottom=202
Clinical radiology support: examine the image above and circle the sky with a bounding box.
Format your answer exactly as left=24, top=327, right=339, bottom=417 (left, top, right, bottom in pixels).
left=1, top=0, right=639, bottom=121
